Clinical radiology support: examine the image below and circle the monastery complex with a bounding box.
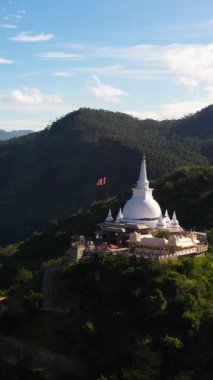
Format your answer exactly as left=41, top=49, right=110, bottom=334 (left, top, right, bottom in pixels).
left=71, top=157, right=208, bottom=261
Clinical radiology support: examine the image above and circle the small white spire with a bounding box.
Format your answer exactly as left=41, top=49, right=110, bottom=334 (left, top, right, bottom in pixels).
left=105, top=209, right=114, bottom=222
left=170, top=211, right=180, bottom=228
left=137, top=154, right=149, bottom=189
left=115, top=208, right=123, bottom=223
left=165, top=210, right=169, bottom=218
left=164, top=210, right=171, bottom=227
left=156, top=213, right=166, bottom=229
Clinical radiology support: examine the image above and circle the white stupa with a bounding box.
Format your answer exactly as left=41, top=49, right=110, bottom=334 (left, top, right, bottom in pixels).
left=164, top=210, right=171, bottom=227
left=156, top=213, right=167, bottom=229
left=115, top=208, right=123, bottom=223
left=122, top=155, right=161, bottom=228
left=170, top=211, right=180, bottom=229
left=105, top=209, right=114, bottom=222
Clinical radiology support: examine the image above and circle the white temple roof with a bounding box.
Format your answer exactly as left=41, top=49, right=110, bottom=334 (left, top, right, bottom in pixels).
left=168, top=236, right=195, bottom=247
left=129, top=233, right=197, bottom=249
left=140, top=237, right=169, bottom=246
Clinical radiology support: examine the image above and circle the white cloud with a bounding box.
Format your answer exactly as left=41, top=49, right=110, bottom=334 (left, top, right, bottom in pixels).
left=10, top=32, right=54, bottom=42
left=21, top=72, right=41, bottom=78
left=162, top=44, right=213, bottom=86
left=158, top=100, right=212, bottom=119
left=96, top=43, right=213, bottom=88
left=126, top=98, right=213, bottom=121
left=65, top=43, right=84, bottom=49
left=0, top=23, right=17, bottom=29
left=11, top=15, right=22, bottom=20
left=17, top=9, right=26, bottom=14
left=0, top=57, right=13, bottom=64
left=52, top=71, right=75, bottom=77
left=49, top=43, right=213, bottom=87
left=3, top=87, right=63, bottom=106
left=40, top=52, right=83, bottom=60
left=89, top=75, right=128, bottom=103
left=53, top=64, right=167, bottom=80
left=126, top=110, right=160, bottom=120
left=0, top=119, right=45, bottom=131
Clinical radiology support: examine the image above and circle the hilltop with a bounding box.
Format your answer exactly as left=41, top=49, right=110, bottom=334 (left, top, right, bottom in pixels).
left=0, top=106, right=212, bottom=244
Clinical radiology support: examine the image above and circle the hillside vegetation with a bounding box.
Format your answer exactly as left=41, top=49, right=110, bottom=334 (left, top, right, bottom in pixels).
left=0, top=106, right=212, bottom=244
left=0, top=252, right=213, bottom=380
left=0, top=165, right=212, bottom=379
left=0, top=165, right=212, bottom=292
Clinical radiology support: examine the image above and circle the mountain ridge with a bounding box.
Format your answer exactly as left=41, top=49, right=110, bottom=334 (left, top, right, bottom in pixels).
left=0, top=106, right=212, bottom=244
left=0, top=129, right=33, bottom=140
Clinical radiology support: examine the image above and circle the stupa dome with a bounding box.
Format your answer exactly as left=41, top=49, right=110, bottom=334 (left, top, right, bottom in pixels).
left=122, top=156, right=161, bottom=228
left=123, top=198, right=161, bottom=227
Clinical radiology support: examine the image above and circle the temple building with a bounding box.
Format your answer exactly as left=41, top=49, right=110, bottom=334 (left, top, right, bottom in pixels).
left=96, top=156, right=208, bottom=259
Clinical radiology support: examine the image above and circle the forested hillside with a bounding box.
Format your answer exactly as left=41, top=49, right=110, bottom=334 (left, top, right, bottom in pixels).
left=0, top=166, right=212, bottom=289
left=0, top=165, right=212, bottom=379
left=0, top=250, right=213, bottom=380
left=0, top=106, right=212, bottom=244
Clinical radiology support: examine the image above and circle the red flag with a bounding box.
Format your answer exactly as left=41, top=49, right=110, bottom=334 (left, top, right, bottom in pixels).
left=97, top=177, right=106, bottom=186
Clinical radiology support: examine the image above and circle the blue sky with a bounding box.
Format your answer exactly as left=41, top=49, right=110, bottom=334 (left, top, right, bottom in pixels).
left=1, top=0, right=213, bottom=130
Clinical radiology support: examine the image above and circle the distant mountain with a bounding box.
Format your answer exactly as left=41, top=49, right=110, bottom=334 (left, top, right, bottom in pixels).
left=0, top=106, right=212, bottom=244
left=0, top=129, right=33, bottom=140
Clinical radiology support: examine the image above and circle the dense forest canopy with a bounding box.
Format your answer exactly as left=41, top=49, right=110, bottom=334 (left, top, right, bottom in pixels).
left=0, top=251, right=213, bottom=380
left=0, top=106, right=212, bottom=244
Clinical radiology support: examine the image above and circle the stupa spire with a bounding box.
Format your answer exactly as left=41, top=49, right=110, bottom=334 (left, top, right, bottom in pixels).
left=115, top=208, right=123, bottom=223
left=156, top=213, right=166, bottom=229
left=164, top=210, right=171, bottom=227
left=137, top=154, right=149, bottom=189
left=105, top=209, right=114, bottom=223
left=170, top=211, right=180, bottom=228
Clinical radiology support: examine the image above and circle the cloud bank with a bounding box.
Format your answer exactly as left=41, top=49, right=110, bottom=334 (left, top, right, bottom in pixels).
left=40, top=52, right=82, bottom=60
left=0, top=57, right=13, bottom=64
left=3, top=87, right=63, bottom=106
left=10, top=32, right=54, bottom=42
left=0, top=23, right=17, bottom=29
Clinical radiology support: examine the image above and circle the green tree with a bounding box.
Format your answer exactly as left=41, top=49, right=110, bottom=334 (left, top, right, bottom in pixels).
left=147, top=288, right=167, bottom=317
left=162, top=335, right=183, bottom=354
